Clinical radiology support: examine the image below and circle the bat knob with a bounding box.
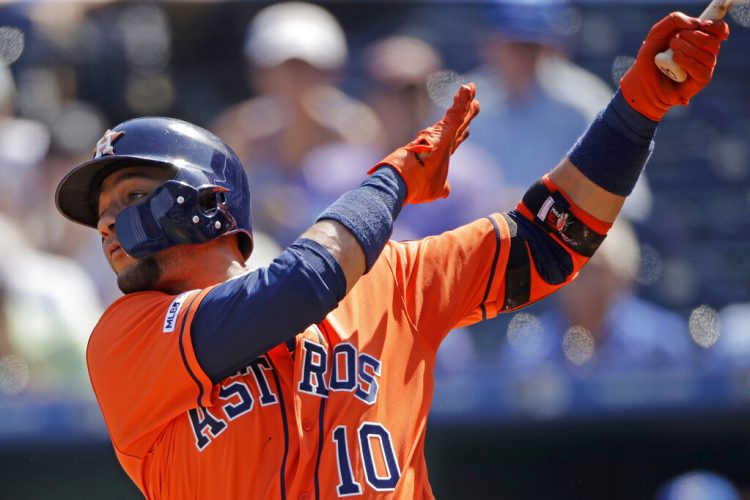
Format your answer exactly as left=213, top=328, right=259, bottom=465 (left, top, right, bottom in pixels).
left=655, top=49, right=688, bottom=82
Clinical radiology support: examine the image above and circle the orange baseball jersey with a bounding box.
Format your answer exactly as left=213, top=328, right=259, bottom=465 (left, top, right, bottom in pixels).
left=88, top=199, right=606, bottom=498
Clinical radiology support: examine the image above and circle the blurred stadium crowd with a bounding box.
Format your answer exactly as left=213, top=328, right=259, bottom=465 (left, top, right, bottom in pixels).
left=2, top=0, right=750, bottom=497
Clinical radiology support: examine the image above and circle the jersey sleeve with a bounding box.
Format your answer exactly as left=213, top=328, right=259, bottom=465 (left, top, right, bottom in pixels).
left=383, top=179, right=611, bottom=348
left=383, top=214, right=511, bottom=347
left=86, top=289, right=215, bottom=472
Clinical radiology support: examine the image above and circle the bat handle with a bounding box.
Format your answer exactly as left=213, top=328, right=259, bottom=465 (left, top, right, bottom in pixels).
left=654, top=0, right=734, bottom=82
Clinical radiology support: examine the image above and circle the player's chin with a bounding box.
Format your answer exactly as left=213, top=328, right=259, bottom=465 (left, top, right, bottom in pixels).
left=116, top=256, right=162, bottom=294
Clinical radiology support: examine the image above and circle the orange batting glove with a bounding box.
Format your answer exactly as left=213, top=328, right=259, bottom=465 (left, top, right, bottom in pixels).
left=620, top=12, right=729, bottom=121
left=369, top=83, right=480, bottom=204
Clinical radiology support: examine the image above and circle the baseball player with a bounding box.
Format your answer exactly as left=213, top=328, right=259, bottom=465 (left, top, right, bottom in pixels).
left=55, top=12, right=728, bottom=499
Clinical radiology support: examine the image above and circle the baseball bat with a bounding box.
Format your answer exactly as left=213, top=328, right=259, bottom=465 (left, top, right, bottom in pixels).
left=654, top=0, right=735, bottom=82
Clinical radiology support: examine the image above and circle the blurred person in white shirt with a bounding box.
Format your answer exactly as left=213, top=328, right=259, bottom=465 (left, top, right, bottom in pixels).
left=211, top=2, right=382, bottom=245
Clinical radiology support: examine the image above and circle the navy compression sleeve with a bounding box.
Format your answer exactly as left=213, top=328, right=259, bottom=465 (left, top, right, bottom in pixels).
left=317, top=166, right=406, bottom=271
left=192, top=238, right=346, bottom=383
left=568, top=90, right=657, bottom=196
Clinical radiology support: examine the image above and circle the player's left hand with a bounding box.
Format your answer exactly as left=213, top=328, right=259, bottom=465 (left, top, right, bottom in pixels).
left=370, top=83, right=480, bottom=204
left=620, top=12, right=729, bottom=121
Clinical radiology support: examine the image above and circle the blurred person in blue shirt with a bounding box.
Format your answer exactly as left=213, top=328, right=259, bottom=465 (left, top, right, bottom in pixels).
left=466, top=0, right=652, bottom=220
left=468, top=0, right=609, bottom=191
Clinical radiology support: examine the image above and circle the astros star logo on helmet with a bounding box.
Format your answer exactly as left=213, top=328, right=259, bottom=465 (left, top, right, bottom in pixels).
left=94, top=129, right=124, bottom=159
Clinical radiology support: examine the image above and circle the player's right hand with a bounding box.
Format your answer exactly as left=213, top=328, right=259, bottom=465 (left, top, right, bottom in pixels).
left=620, top=12, right=729, bottom=121
left=370, top=83, right=480, bottom=204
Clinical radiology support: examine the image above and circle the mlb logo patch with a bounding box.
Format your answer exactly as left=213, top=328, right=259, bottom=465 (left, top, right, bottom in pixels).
left=163, top=292, right=191, bottom=333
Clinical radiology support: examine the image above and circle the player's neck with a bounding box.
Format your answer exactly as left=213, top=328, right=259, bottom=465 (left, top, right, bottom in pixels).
left=155, top=240, right=250, bottom=294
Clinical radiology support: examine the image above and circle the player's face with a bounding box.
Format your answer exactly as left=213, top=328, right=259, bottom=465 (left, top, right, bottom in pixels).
left=97, top=166, right=171, bottom=293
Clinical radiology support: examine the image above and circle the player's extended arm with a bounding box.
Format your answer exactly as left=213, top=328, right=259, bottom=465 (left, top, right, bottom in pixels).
left=553, top=13, right=728, bottom=222
left=191, top=85, right=479, bottom=383
left=378, top=13, right=728, bottom=340
left=498, top=12, right=728, bottom=310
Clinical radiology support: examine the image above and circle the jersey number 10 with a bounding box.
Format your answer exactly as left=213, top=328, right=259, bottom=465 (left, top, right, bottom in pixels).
left=332, top=422, right=401, bottom=496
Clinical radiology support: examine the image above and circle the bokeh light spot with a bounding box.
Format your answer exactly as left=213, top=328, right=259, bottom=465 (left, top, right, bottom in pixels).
left=426, top=70, right=459, bottom=108
left=689, top=305, right=720, bottom=348
left=0, top=355, right=30, bottom=395
left=730, top=2, right=750, bottom=27
left=562, top=326, right=595, bottom=366
left=0, top=27, right=24, bottom=65
left=507, top=313, right=543, bottom=355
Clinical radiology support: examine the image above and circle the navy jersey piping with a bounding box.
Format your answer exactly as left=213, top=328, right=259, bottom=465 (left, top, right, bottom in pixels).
left=314, top=398, right=327, bottom=500
left=177, top=292, right=206, bottom=407
left=313, top=324, right=329, bottom=500
left=480, top=216, right=502, bottom=320
left=267, top=355, right=289, bottom=500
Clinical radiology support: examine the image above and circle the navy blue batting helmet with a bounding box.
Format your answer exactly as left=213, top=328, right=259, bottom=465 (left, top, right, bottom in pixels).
left=55, top=117, right=253, bottom=259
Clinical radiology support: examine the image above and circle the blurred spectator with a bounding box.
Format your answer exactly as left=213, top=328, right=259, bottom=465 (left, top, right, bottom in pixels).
left=466, top=0, right=651, bottom=219
left=0, top=62, right=50, bottom=223
left=468, top=0, right=608, bottom=186
left=0, top=214, right=100, bottom=397
left=655, top=470, right=740, bottom=500
left=0, top=3, right=126, bottom=305
left=364, top=35, right=442, bottom=153
left=211, top=2, right=381, bottom=245
left=495, top=219, right=694, bottom=374
left=63, top=2, right=176, bottom=122
left=296, top=31, right=506, bottom=242
left=358, top=34, right=506, bottom=240
left=0, top=30, right=102, bottom=396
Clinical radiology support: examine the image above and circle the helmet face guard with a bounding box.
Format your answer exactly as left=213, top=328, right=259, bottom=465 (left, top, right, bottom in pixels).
left=116, top=180, right=237, bottom=258
left=55, top=117, right=253, bottom=259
